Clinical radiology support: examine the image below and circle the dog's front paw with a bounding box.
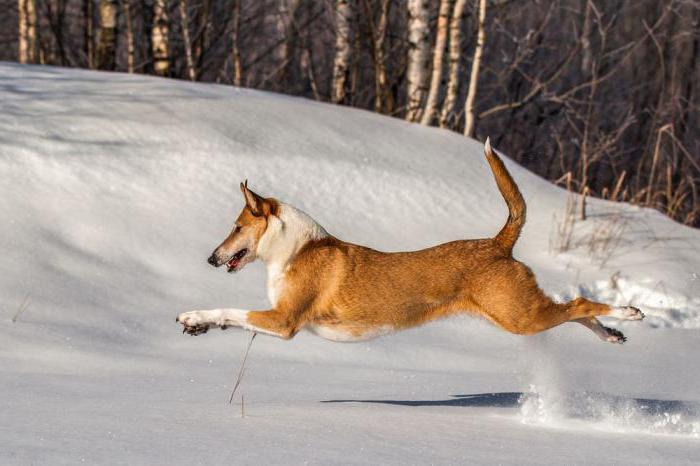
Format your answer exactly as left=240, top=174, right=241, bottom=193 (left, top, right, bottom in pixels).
left=177, top=311, right=213, bottom=336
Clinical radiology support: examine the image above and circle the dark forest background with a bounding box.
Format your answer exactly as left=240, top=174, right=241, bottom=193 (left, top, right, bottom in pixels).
left=2, top=0, right=699, bottom=225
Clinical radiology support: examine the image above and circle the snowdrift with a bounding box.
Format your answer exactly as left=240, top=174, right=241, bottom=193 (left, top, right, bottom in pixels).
left=1, top=64, right=699, bottom=465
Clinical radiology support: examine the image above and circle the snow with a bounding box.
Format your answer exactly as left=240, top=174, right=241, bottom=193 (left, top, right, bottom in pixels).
left=1, top=63, right=699, bottom=465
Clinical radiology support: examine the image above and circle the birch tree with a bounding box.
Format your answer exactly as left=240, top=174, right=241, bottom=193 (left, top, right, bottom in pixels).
left=420, top=0, right=451, bottom=125
left=463, top=0, right=486, bottom=137
left=331, top=0, right=354, bottom=104
left=405, top=0, right=430, bottom=122
left=178, top=0, right=196, bottom=80
left=96, top=0, right=117, bottom=70
left=439, top=0, right=468, bottom=128
left=230, top=0, right=242, bottom=86
left=121, top=0, right=134, bottom=72
left=17, top=0, right=37, bottom=63
left=152, top=0, right=170, bottom=76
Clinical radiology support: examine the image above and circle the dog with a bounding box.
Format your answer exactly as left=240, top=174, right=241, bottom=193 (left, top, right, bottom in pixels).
left=177, top=139, right=644, bottom=344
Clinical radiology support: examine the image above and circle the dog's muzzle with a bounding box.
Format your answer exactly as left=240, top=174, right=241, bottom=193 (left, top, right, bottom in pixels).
left=207, top=253, right=218, bottom=267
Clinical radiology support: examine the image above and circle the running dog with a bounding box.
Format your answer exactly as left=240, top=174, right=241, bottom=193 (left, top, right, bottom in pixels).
left=177, top=139, right=644, bottom=343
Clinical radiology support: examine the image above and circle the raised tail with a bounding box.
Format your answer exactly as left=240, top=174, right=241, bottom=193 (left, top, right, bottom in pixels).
left=483, top=137, right=526, bottom=252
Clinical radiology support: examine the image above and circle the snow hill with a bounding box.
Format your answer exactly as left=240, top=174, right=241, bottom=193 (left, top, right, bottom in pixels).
left=1, top=63, right=699, bottom=465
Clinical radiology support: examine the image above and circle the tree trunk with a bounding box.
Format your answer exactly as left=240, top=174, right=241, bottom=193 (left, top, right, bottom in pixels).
left=439, top=0, right=468, bottom=128
left=580, top=0, right=593, bottom=74
left=420, top=0, right=451, bottom=125
left=361, top=0, right=392, bottom=114
left=195, top=0, right=212, bottom=68
left=96, top=0, right=117, bottom=70
left=230, top=0, right=242, bottom=86
left=275, top=0, right=301, bottom=87
left=463, top=0, right=486, bottom=137
left=152, top=0, right=170, bottom=76
left=122, top=0, right=134, bottom=73
left=84, top=0, right=94, bottom=68
left=18, top=0, right=38, bottom=64
left=178, top=0, right=196, bottom=80
left=405, top=0, right=431, bottom=122
left=301, top=35, right=320, bottom=101
left=47, top=0, right=69, bottom=66
left=331, top=0, right=354, bottom=104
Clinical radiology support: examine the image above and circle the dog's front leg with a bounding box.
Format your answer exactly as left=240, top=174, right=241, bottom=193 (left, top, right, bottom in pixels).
left=176, top=309, right=290, bottom=338
left=176, top=309, right=246, bottom=335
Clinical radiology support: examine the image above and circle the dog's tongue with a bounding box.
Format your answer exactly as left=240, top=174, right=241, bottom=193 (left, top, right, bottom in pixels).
left=227, top=257, right=239, bottom=269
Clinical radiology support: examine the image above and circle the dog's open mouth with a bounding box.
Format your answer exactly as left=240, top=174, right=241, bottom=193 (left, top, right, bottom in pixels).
left=226, top=248, right=248, bottom=272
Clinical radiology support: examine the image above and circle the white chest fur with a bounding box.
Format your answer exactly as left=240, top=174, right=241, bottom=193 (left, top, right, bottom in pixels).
left=257, top=203, right=328, bottom=309
left=266, top=263, right=286, bottom=307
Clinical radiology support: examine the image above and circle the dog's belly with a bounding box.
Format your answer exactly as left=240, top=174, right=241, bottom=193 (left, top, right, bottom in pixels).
left=306, top=323, right=395, bottom=342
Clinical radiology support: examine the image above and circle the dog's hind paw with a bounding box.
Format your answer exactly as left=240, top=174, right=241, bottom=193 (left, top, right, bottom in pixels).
left=604, top=326, right=627, bottom=344
left=605, top=327, right=627, bottom=345
left=610, top=306, right=645, bottom=321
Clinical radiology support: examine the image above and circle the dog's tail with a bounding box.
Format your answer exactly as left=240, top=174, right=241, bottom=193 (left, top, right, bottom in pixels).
left=483, top=137, right=526, bottom=252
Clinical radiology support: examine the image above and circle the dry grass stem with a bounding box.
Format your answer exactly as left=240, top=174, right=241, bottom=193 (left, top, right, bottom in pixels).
left=12, top=293, right=31, bottom=323
left=229, top=332, right=257, bottom=404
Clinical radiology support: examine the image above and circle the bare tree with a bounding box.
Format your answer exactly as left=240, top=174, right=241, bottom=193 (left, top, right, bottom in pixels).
left=275, top=0, right=301, bottom=86
left=331, top=0, right=354, bottom=104
left=230, top=0, right=242, bottom=86
left=96, top=0, right=117, bottom=70
left=84, top=0, right=94, bottom=68
left=178, top=0, right=196, bottom=80
left=152, top=0, right=169, bottom=76
left=421, top=0, right=451, bottom=125
left=463, top=0, right=486, bottom=137
left=439, top=0, right=468, bottom=128
left=18, top=0, right=38, bottom=63
left=361, top=0, right=392, bottom=113
left=194, top=0, right=212, bottom=68
left=122, top=0, right=134, bottom=73
left=405, top=0, right=430, bottom=121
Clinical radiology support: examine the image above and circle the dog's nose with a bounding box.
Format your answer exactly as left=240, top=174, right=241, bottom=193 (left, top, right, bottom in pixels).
left=207, top=253, right=218, bottom=266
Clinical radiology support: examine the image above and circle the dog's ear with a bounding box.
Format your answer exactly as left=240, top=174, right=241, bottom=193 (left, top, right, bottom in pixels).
left=240, top=180, right=274, bottom=216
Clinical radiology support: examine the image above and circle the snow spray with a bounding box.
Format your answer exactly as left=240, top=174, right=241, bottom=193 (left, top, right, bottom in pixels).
left=518, top=333, right=569, bottom=427
left=517, top=334, right=700, bottom=437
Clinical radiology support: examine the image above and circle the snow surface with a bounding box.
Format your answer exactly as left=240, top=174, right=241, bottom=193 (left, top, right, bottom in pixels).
left=1, top=63, right=699, bottom=465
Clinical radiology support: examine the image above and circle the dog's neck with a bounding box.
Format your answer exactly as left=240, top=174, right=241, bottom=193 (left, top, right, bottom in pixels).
left=256, top=202, right=328, bottom=272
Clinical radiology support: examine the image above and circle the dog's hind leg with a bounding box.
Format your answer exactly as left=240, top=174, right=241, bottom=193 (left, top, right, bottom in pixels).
left=505, top=297, right=644, bottom=336
left=562, top=297, right=644, bottom=322
left=574, top=317, right=626, bottom=344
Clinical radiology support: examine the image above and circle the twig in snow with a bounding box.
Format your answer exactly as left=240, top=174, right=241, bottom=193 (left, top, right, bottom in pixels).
left=12, top=293, right=31, bottom=323
left=229, top=332, right=257, bottom=404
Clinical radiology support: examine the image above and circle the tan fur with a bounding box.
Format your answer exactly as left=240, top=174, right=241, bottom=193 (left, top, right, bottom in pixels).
left=179, top=140, right=643, bottom=343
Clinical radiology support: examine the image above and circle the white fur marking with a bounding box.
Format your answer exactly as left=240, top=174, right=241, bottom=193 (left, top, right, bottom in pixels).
left=609, top=306, right=644, bottom=321
left=257, top=203, right=328, bottom=307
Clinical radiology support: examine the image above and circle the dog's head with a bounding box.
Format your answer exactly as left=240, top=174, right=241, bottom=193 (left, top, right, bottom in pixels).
left=207, top=181, right=279, bottom=273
